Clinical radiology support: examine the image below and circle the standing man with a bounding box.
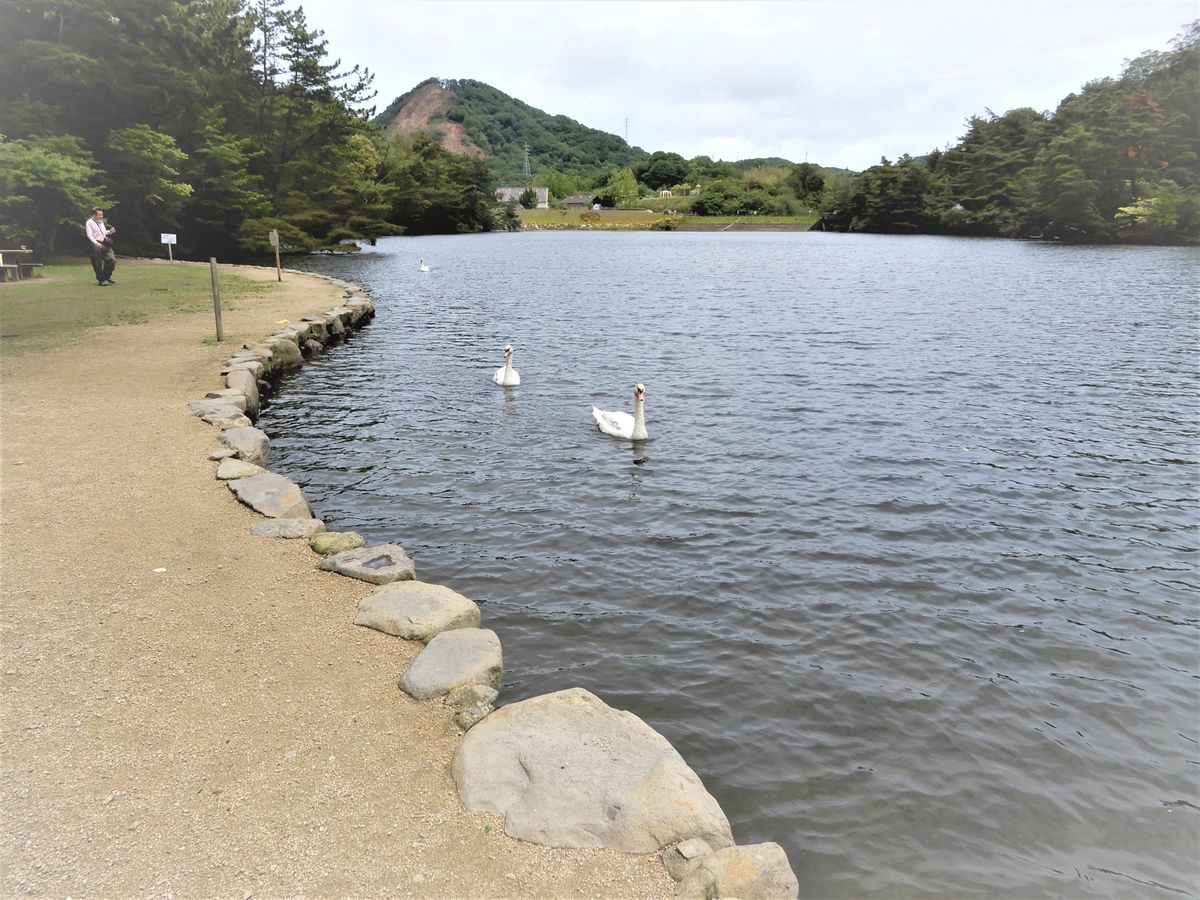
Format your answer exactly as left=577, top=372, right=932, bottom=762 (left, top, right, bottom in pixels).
left=85, top=207, right=116, bottom=286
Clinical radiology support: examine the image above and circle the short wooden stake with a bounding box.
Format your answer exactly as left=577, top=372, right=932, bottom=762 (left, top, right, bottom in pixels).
left=274, top=244, right=282, bottom=282
left=209, top=257, right=224, bottom=342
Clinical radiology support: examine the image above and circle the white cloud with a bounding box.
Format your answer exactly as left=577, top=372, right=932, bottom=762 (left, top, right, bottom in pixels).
left=295, top=0, right=1196, bottom=170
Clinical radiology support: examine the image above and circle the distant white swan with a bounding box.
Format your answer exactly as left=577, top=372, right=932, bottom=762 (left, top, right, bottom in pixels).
left=492, top=344, right=520, bottom=386
left=592, top=383, right=647, bottom=440
left=418, top=258, right=430, bottom=272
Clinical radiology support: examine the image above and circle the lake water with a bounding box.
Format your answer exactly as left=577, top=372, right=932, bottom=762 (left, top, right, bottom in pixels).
left=274, top=232, right=1198, bottom=897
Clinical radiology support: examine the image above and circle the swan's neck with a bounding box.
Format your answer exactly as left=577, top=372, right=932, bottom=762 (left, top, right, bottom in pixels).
left=632, top=397, right=647, bottom=440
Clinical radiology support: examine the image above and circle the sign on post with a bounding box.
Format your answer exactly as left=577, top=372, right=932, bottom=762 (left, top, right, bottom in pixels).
left=161, top=233, right=177, bottom=263
left=268, top=229, right=281, bottom=282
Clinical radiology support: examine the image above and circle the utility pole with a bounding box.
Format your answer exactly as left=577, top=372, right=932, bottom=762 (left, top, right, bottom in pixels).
left=523, top=142, right=531, bottom=183
left=625, top=117, right=629, bottom=144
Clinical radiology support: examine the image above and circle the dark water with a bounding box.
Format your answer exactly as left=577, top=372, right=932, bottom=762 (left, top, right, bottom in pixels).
left=273, top=232, right=1199, bottom=897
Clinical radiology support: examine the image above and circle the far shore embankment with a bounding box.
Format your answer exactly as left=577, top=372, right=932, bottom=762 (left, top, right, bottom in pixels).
left=0, top=258, right=674, bottom=897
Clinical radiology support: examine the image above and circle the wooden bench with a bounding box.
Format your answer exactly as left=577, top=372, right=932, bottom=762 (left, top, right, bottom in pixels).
left=0, top=264, right=19, bottom=283
left=18, top=262, right=43, bottom=278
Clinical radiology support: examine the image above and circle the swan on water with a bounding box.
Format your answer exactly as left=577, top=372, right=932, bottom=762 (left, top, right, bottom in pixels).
left=592, top=383, right=647, bottom=440
left=418, top=258, right=430, bottom=272
left=492, top=344, right=521, bottom=386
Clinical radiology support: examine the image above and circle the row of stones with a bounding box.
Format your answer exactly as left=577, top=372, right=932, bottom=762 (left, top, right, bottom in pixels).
left=189, top=276, right=799, bottom=899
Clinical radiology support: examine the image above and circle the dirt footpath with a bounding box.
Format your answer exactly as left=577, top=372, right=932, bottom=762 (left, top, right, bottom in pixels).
left=0, top=262, right=671, bottom=898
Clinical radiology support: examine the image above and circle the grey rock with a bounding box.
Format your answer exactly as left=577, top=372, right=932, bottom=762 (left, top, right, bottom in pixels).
left=228, top=472, right=313, bottom=519
left=251, top=518, right=326, bottom=539
left=662, top=838, right=715, bottom=881
left=267, top=338, right=304, bottom=370
left=218, top=426, right=270, bottom=467
left=211, top=412, right=254, bottom=429
left=399, top=628, right=502, bottom=700
left=325, top=314, right=347, bottom=336
left=208, top=448, right=238, bottom=461
left=216, top=458, right=266, bottom=480
left=203, top=389, right=249, bottom=411
left=224, top=369, right=260, bottom=419
left=302, top=339, right=324, bottom=357
left=451, top=688, right=733, bottom=854
left=221, top=359, right=266, bottom=380
left=309, top=531, right=366, bottom=556
left=674, top=843, right=798, bottom=900
left=300, top=318, right=329, bottom=341
left=191, top=400, right=252, bottom=428
left=317, top=543, right=415, bottom=585
left=445, top=683, right=499, bottom=731
left=188, top=398, right=240, bottom=418
left=353, top=581, right=481, bottom=641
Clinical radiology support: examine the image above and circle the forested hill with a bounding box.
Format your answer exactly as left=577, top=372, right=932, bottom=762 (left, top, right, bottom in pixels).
left=374, top=78, right=652, bottom=186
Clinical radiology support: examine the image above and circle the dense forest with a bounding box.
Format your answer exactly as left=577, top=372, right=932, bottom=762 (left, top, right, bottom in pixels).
left=0, top=0, right=497, bottom=260
left=1, top=1, right=1195, bottom=255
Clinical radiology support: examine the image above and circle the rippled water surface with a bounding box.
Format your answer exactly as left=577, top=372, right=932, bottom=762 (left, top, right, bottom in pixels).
left=275, top=233, right=1199, bottom=897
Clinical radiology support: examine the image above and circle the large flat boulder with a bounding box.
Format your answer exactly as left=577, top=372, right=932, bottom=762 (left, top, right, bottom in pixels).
left=399, top=628, right=502, bottom=700
left=316, top=543, right=415, bottom=585
left=228, top=472, right=313, bottom=519
left=354, top=581, right=481, bottom=642
left=674, top=843, right=798, bottom=899
left=451, top=688, right=733, bottom=854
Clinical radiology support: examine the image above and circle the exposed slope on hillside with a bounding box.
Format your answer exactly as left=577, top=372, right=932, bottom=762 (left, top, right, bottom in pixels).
left=376, top=79, right=485, bottom=157
left=374, top=78, right=650, bottom=183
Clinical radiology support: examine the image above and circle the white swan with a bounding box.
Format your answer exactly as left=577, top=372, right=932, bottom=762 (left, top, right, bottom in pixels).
left=492, top=344, right=520, bottom=386
left=418, top=258, right=430, bottom=272
left=592, top=383, right=647, bottom=440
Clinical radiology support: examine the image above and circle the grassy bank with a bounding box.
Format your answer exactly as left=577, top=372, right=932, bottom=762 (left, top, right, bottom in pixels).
left=0, top=258, right=278, bottom=356
left=518, top=208, right=667, bottom=229
left=516, top=208, right=818, bottom=231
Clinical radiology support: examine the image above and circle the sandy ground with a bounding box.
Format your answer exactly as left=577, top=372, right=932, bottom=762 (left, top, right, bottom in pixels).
left=0, top=261, right=673, bottom=898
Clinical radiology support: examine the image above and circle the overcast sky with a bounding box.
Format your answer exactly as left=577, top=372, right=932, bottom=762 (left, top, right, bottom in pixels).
left=293, top=0, right=1195, bottom=171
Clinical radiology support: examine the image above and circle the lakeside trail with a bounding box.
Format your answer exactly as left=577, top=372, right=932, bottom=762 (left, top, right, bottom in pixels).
left=0, top=261, right=672, bottom=897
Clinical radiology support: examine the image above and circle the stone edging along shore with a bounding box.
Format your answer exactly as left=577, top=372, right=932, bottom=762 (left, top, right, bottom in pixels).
left=193, top=269, right=800, bottom=900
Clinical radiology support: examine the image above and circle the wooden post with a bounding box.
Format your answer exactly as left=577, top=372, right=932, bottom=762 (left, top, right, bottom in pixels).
left=167, top=243, right=174, bottom=263
left=269, top=229, right=281, bottom=281
left=209, top=257, right=223, bottom=342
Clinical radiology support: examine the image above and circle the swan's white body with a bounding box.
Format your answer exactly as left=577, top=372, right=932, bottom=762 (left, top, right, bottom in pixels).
left=492, top=344, right=520, bottom=386
left=418, top=258, right=430, bottom=272
left=592, top=383, right=647, bottom=440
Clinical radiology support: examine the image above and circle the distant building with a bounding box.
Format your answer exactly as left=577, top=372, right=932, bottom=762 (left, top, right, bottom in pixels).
left=562, top=195, right=600, bottom=209
left=495, top=186, right=549, bottom=209
left=659, top=189, right=673, bottom=198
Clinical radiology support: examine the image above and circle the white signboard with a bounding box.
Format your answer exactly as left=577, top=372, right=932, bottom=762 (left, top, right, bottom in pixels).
left=161, top=233, right=177, bottom=244
left=268, top=229, right=280, bottom=248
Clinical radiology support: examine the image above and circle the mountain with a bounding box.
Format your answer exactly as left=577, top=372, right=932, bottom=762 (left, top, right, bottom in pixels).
left=373, top=78, right=652, bottom=185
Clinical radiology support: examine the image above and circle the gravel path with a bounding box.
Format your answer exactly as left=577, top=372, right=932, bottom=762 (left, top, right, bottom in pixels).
left=0, top=261, right=672, bottom=898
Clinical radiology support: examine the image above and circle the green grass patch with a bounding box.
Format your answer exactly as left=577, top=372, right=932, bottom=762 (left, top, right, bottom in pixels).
left=676, top=213, right=819, bottom=229
left=518, top=208, right=668, bottom=229
left=516, top=208, right=817, bottom=231
left=0, top=259, right=277, bottom=356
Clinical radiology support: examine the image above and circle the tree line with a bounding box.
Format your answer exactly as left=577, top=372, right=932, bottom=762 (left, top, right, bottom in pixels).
left=0, top=0, right=496, bottom=261
left=816, top=22, right=1199, bottom=243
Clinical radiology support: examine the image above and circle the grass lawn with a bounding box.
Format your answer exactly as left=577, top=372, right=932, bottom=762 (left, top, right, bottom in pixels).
left=517, top=208, right=818, bottom=231
left=0, top=258, right=278, bottom=356
left=675, top=213, right=818, bottom=230
left=518, top=208, right=667, bottom=228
